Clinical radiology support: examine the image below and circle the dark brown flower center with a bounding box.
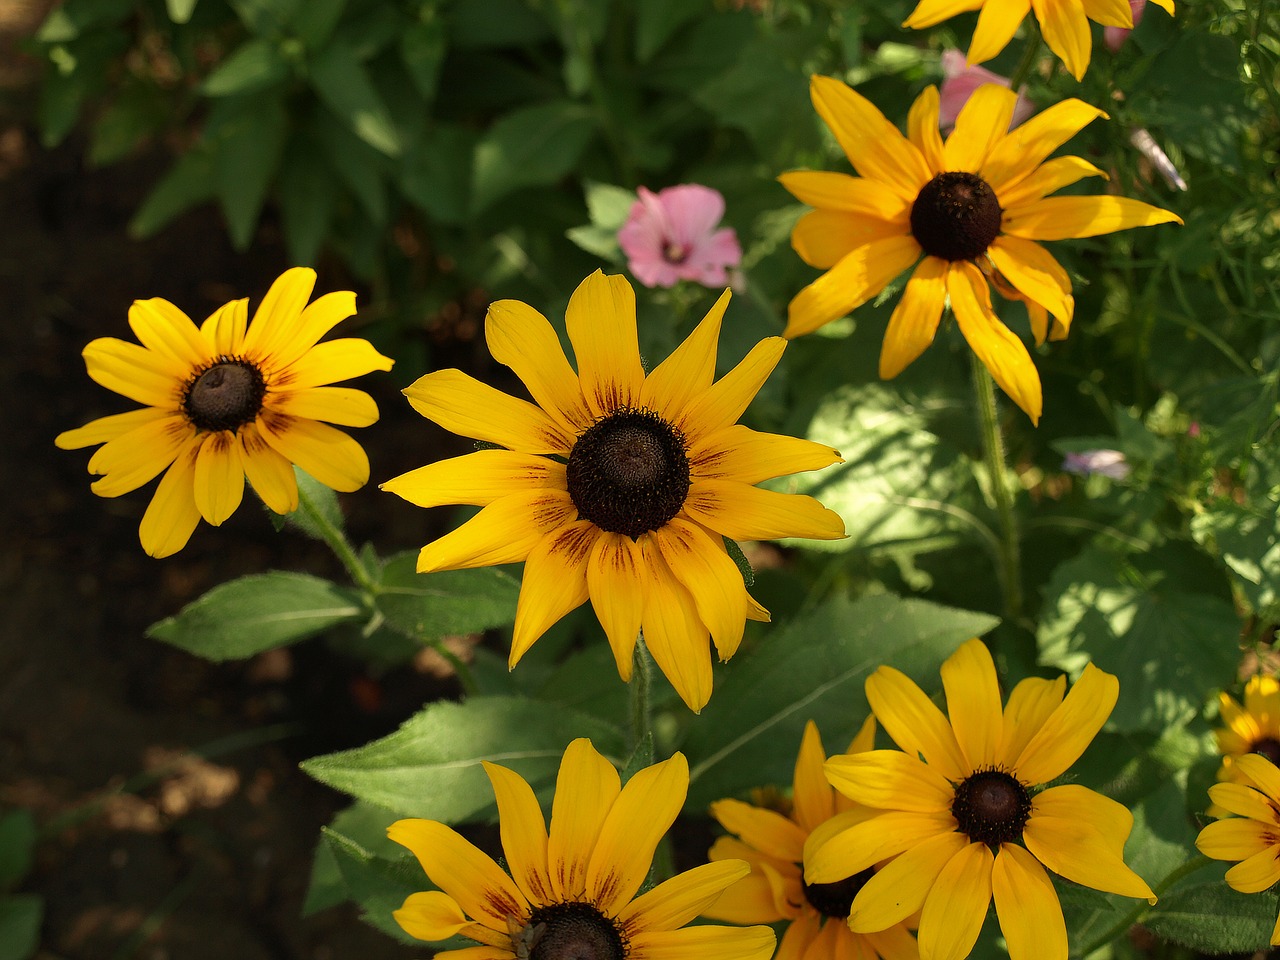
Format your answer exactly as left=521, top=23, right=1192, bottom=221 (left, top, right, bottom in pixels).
left=183, top=359, right=266, bottom=433
left=951, top=768, right=1031, bottom=847
left=801, top=867, right=874, bottom=919
left=566, top=409, right=690, bottom=539
left=523, top=902, right=627, bottom=960
left=909, top=171, right=1003, bottom=261
left=1253, top=738, right=1280, bottom=765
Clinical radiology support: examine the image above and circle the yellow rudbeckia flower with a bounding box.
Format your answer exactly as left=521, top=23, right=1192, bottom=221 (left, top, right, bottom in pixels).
left=389, top=738, right=777, bottom=960
left=904, top=0, right=1176, bottom=81
left=810, top=639, right=1155, bottom=960
left=383, top=270, right=846, bottom=712
left=783, top=77, right=1182, bottom=423
left=55, top=267, right=393, bottom=557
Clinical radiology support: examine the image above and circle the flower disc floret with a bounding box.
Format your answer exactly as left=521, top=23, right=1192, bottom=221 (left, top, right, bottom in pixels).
left=526, top=902, right=626, bottom=960
left=802, top=869, right=873, bottom=919
left=910, top=172, right=1003, bottom=261
left=951, top=768, right=1031, bottom=846
left=183, top=359, right=266, bottom=432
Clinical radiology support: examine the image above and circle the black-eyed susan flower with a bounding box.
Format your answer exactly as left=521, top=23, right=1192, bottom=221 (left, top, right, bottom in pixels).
left=782, top=77, right=1182, bottom=423
left=1195, top=753, right=1280, bottom=946
left=1214, top=674, right=1280, bottom=786
left=903, top=0, right=1175, bottom=81
left=705, top=718, right=921, bottom=960
left=382, top=270, right=845, bottom=712
left=809, top=639, right=1154, bottom=960
left=388, top=737, right=777, bottom=960
left=56, top=268, right=393, bottom=558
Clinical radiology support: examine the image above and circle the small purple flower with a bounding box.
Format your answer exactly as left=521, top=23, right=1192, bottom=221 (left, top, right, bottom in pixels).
left=617, top=184, right=742, bottom=289
left=1063, top=449, right=1132, bottom=481
left=938, top=50, right=1035, bottom=132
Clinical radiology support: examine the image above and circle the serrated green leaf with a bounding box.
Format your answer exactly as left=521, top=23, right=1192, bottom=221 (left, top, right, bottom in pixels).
left=376, top=554, right=519, bottom=642
left=0, top=813, right=36, bottom=892
left=308, top=39, right=402, bottom=157
left=1144, top=862, right=1279, bottom=953
left=300, top=695, right=626, bottom=821
left=129, top=148, right=216, bottom=239
left=147, top=572, right=363, bottom=661
left=0, top=896, right=42, bottom=960
left=471, top=100, right=595, bottom=214
left=202, top=38, right=288, bottom=97
left=682, top=593, right=998, bottom=808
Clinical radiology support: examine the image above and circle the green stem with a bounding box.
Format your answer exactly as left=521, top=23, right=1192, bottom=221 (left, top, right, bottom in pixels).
left=1073, top=855, right=1210, bottom=958
left=971, top=355, right=1024, bottom=624
left=629, top=633, right=655, bottom=766
left=1005, top=24, right=1043, bottom=92
left=296, top=482, right=377, bottom=595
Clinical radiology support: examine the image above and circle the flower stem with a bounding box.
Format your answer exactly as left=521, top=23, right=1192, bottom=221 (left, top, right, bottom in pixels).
left=629, top=633, right=655, bottom=766
left=1005, top=23, right=1043, bottom=92
left=971, top=355, right=1024, bottom=624
left=1073, top=854, right=1211, bottom=958
left=295, top=483, right=377, bottom=595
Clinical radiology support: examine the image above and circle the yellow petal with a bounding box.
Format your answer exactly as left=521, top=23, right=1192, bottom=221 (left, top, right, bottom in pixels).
left=690, top=424, right=842, bottom=485
left=683, top=480, right=846, bottom=543
left=944, top=84, right=1020, bottom=173
left=809, top=75, right=933, bottom=203
left=433, top=946, right=510, bottom=960
left=1022, top=815, right=1155, bottom=901
left=940, top=640, right=1004, bottom=770
left=995, top=156, right=1108, bottom=210
left=1032, top=784, right=1134, bottom=854
left=998, top=675, right=1066, bottom=767
left=241, top=267, right=316, bottom=360
left=482, top=761, right=553, bottom=904
left=1002, top=195, right=1183, bottom=241
left=240, top=422, right=298, bottom=514
left=276, top=338, right=394, bottom=389
left=192, top=431, right=245, bottom=525
left=987, top=236, right=1074, bottom=330
left=792, top=720, right=835, bottom=834
left=639, top=541, right=714, bottom=713
left=257, top=411, right=369, bottom=492
left=790, top=209, right=910, bottom=270
left=804, top=811, right=953, bottom=883
left=676, top=338, right=787, bottom=440
left=879, top=256, right=948, bottom=379
left=698, top=868, right=785, bottom=924
left=1224, top=847, right=1280, bottom=893
left=403, top=369, right=574, bottom=455
left=848, top=831, right=967, bottom=932
left=382, top=450, right=566, bottom=509
left=509, top=520, right=595, bottom=667
left=486, top=297, right=591, bottom=433
left=416, top=489, right=576, bottom=573
left=917, top=842, right=993, bottom=960
left=784, top=236, right=921, bottom=339
left=903, top=0, right=985, bottom=28
left=1235, top=754, right=1280, bottom=799
left=779, top=171, right=914, bottom=221
left=639, top=290, right=729, bottom=423
left=586, top=533, right=646, bottom=682
left=271, top=386, right=380, bottom=427
left=1035, top=0, right=1093, bottom=81
left=1244, top=676, right=1280, bottom=734
left=907, top=86, right=945, bottom=172
left=565, top=271, right=644, bottom=418
left=825, top=750, right=954, bottom=813
left=863, top=924, right=924, bottom=960
left=585, top=751, right=688, bottom=913
left=200, top=297, right=248, bottom=357
left=991, top=844, right=1067, bottom=960
left=947, top=261, right=1042, bottom=425
left=1196, top=818, right=1275, bottom=862
left=128, top=298, right=212, bottom=370
left=864, top=664, right=968, bottom=782
left=618, top=860, right=750, bottom=934
left=968, top=0, right=1032, bottom=66
left=653, top=519, right=747, bottom=661
left=1012, top=661, right=1117, bottom=784
left=709, top=799, right=807, bottom=862
left=82, top=337, right=184, bottom=408
left=274, top=290, right=358, bottom=369
left=392, top=890, right=472, bottom=942
left=86, top=414, right=192, bottom=497
left=138, top=437, right=203, bottom=558
left=1206, top=782, right=1278, bottom=823
left=56, top=406, right=172, bottom=451
left=1082, top=0, right=1136, bottom=26
left=388, top=818, right=527, bottom=927
left=630, top=925, right=775, bottom=960
left=983, top=99, right=1109, bottom=191
left=776, top=908, right=821, bottom=960
left=548, top=738, right=621, bottom=902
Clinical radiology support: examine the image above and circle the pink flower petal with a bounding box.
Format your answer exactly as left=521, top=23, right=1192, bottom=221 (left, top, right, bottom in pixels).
left=617, top=184, right=742, bottom=289
left=938, top=50, right=1035, bottom=132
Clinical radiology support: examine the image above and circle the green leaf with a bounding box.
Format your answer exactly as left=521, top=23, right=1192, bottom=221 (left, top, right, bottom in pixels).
left=0, top=896, right=42, bottom=960
left=290, top=0, right=346, bottom=51
left=320, top=828, right=421, bottom=942
left=308, top=39, right=402, bottom=157
left=314, top=113, right=388, bottom=224
left=37, top=67, right=87, bottom=148
left=1037, top=545, right=1239, bottom=732
left=277, top=135, right=335, bottom=265
left=681, top=593, right=998, bottom=808
left=129, top=148, right=217, bottom=238
left=399, top=17, right=446, bottom=101
left=300, top=695, right=626, bottom=821
left=304, top=800, right=403, bottom=916
left=165, top=0, right=199, bottom=24
left=88, top=84, right=167, bottom=166
left=634, top=0, right=702, bottom=61
left=202, top=38, right=289, bottom=97
left=270, top=467, right=345, bottom=542
left=211, top=95, right=288, bottom=249
left=376, top=554, right=520, bottom=642
left=0, top=812, right=35, bottom=892
left=399, top=122, right=473, bottom=224
left=1190, top=450, right=1280, bottom=616
left=228, top=0, right=300, bottom=34
left=470, top=100, right=595, bottom=215
left=147, top=572, right=363, bottom=661
left=1144, top=862, right=1279, bottom=953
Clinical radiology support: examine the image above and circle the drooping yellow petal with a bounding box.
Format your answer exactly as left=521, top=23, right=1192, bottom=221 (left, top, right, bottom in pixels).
left=982, top=100, right=1108, bottom=192
left=825, top=750, right=954, bottom=813
left=1013, top=662, right=1118, bottom=784
left=618, top=860, right=750, bottom=934
left=804, top=810, right=954, bottom=883
left=585, top=533, right=646, bottom=682
left=917, top=842, right=993, bottom=960
left=509, top=520, right=595, bottom=667
left=1002, top=195, right=1183, bottom=241
left=785, top=236, right=922, bottom=339
left=547, top=738, right=621, bottom=902
left=1022, top=815, right=1155, bottom=901
left=482, top=761, right=553, bottom=905
left=240, top=266, right=316, bottom=360
left=630, top=924, right=775, bottom=960
left=639, top=542, right=714, bottom=713
left=653, top=518, right=747, bottom=661
left=1224, top=847, right=1280, bottom=894
left=944, top=84, right=1020, bottom=173
left=585, top=751, right=688, bottom=914
left=676, top=338, right=787, bottom=441
left=907, top=86, right=945, bottom=172
left=273, top=290, right=357, bottom=370
left=903, top=0, right=985, bottom=29
left=987, top=236, right=1074, bottom=329
left=275, top=338, right=394, bottom=390
left=82, top=337, right=184, bottom=408
left=639, top=290, right=729, bottom=423
left=682, top=480, right=846, bottom=543
left=138, top=437, right=202, bottom=558
left=1034, top=0, right=1092, bottom=80
left=416, top=490, right=576, bottom=573
left=392, top=890, right=473, bottom=942
left=486, top=297, right=591, bottom=434
left=388, top=819, right=528, bottom=928
left=403, top=369, right=574, bottom=455
left=55, top=406, right=173, bottom=451
left=270, top=385, right=379, bottom=428
left=709, top=799, right=808, bottom=863
left=257, top=411, right=369, bottom=492
left=792, top=720, right=835, bottom=833
left=848, top=830, right=967, bottom=932
left=809, top=75, right=933, bottom=203
left=968, top=0, right=1033, bottom=66
left=1082, top=0, right=1136, bottom=26
left=947, top=261, right=1042, bottom=425
left=128, top=297, right=212, bottom=370
left=997, top=675, right=1066, bottom=768
left=86, top=414, right=192, bottom=497
left=995, top=156, right=1108, bottom=211
left=879, top=256, right=948, bottom=379
left=565, top=271, right=644, bottom=418
left=240, top=422, right=298, bottom=514
left=940, top=639, right=1004, bottom=770
left=779, top=171, right=914, bottom=221
left=383, top=451, right=566, bottom=509
left=1196, top=818, right=1275, bottom=862
left=192, top=431, right=245, bottom=525
left=790, top=209, right=911, bottom=270
left=200, top=297, right=248, bottom=357
left=991, top=844, right=1068, bottom=960
left=864, top=664, right=968, bottom=782
left=690, top=425, right=842, bottom=485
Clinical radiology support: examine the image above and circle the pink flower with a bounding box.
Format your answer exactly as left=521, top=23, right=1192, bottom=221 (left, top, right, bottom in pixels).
left=1063, top=449, right=1132, bottom=480
left=617, top=184, right=742, bottom=289
left=939, top=50, right=1035, bottom=131
left=1106, top=0, right=1147, bottom=52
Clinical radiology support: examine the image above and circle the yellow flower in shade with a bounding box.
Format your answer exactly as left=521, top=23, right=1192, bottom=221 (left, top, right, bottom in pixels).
left=1195, top=753, right=1280, bottom=946
left=1215, top=675, right=1280, bottom=782
left=55, top=268, right=393, bottom=558
left=782, top=77, right=1182, bottom=423
left=810, top=639, right=1155, bottom=960
left=705, top=718, right=922, bottom=960
left=904, top=0, right=1175, bottom=81
left=388, top=738, right=777, bottom=960
left=382, top=270, right=845, bottom=712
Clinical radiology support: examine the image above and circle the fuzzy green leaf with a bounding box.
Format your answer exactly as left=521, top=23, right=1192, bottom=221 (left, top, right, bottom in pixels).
left=376, top=554, right=520, bottom=643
